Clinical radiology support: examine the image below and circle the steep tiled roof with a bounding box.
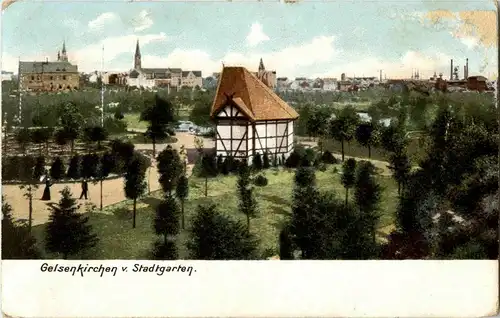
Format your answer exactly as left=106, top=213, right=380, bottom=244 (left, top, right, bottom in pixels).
left=210, top=66, right=299, bottom=122
left=192, top=71, right=202, bottom=77
left=142, top=68, right=169, bottom=74
left=20, top=61, right=78, bottom=73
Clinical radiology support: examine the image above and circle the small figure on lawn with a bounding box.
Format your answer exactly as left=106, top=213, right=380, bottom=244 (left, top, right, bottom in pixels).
left=79, top=178, right=89, bottom=200
left=41, top=174, right=53, bottom=201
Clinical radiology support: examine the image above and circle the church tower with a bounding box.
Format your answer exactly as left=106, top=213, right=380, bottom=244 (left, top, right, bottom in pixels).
left=258, top=58, right=265, bottom=72
left=60, top=41, right=68, bottom=62
left=134, top=39, right=142, bottom=70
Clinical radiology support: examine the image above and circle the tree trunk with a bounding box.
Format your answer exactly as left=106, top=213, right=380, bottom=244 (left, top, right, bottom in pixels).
left=181, top=200, right=185, bottom=229
left=341, top=140, right=345, bottom=161
left=28, top=187, right=33, bottom=232
left=205, top=177, right=208, bottom=197
left=397, top=182, right=401, bottom=196
left=132, top=198, right=137, bottom=228
left=100, top=180, right=103, bottom=211
left=368, top=145, right=371, bottom=159
left=152, top=137, right=156, bottom=158
left=345, top=188, right=349, bottom=206
left=70, top=139, right=75, bottom=155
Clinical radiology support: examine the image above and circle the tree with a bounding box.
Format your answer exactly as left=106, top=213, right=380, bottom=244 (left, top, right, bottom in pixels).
left=279, top=224, right=294, bottom=260
left=341, top=158, right=357, bottom=205
left=237, top=163, right=257, bottom=232
left=154, top=194, right=181, bottom=244
left=59, top=102, right=83, bottom=155
left=14, top=128, right=31, bottom=154
left=200, top=153, right=218, bottom=197
left=54, top=128, right=69, bottom=155
left=50, top=157, right=66, bottom=181
left=176, top=174, right=189, bottom=229
left=263, top=152, right=270, bottom=169
left=19, top=155, right=38, bottom=232
left=186, top=204, right=259, bottom=260
left=354, top=161, right=382, bottom=244
left=157, top=146, right=183, bottom=196
left=45, top=187, right=98, bottom=259
left=329, top=106, right=359, bottom=161
left=81, top=153, right=99, bottom=179
left=2, top=198, right=41, bottom=259
left=151, top=239, right=178, bottom=260
left=388, top=151, right=412, bottom=195
left=66, top=154, right=81, bottom=180
left=30, top=128, right=52, bottom=156
left=355, top=122, right=378, bottom=158
left=96, top=152, right=115, bottom=211
left=141, top=95, right=176, bottom=157
left=124, top=153, right=147, bottom=228
left=189, top=91, right=213, bottom=127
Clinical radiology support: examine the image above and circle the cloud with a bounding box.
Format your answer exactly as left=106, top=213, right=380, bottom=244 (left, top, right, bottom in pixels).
left=72, top=33, right=168, bottom=71
left=459, top=36, right=480, bottom=50
left=246, top=22, right=270, bottom=47
left=313, top=50, right=453, bottom=80
left=131, top=10, right=153, bottom=32
left=88, top=12, right=119, bottom=31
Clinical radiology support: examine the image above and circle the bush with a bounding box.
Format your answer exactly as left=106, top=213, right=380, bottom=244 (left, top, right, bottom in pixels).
left=50, top=157, right=66, bottom=181
left=67, top=155, right=81, bottom=180
left=253, top=174, right=268, bottom=187
left=104, top=117, right=127, bottom=134
left=252, top=153, right=263, bottom=170
left=3, top=156, right=22, bottom=181
left=285, top=151, right=301, bottom=168
left=302, top=148, right=317, bottom=167
left=321, top=150, right=338, bottom=164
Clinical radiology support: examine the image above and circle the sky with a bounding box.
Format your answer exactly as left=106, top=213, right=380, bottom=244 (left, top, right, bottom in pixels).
left=1, top=0, right=498, bottom=79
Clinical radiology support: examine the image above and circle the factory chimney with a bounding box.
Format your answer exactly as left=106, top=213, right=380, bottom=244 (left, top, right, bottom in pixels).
left=465, top=58, right=469, bottom=79
left=450, top=59, right=454, bottom=80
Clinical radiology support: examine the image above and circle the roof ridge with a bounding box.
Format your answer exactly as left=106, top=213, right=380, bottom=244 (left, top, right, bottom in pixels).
left=245, top=68, right=297, bottom=118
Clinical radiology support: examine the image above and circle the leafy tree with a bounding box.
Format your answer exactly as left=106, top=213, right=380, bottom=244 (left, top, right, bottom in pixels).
left=189, top=91, right=214, bottom=127
left=151, top=239, right=178, bottom=260
left=279, top=224, right=294, bottom=260
left=154, top=194, right=181, bottom=244
left=124, top=153, right=147, bottom=228
left=30, top=128, right=53, bottom=156
left=157, top=146, right=183, bottom=196
left=200, top=153, right=218, bottom=197
left=237, top=163, right=257, bottom=232
left=262, top=152, right=270, bottom=169
left=66, top=154, right=81, bottom=180
left=2, top=198, right=41, bottom=259
left=354, top=161, right=382, bottom=244
left=341, top=158, right=357, bottom=205
left=388, top=150, right=412, bottom=195
left=83, top=126, right=109, bottom=151
left=45, top=187, right=98, bottom=259
left=81, top=153, right=99, bottom=179
left=252, top=153, right=263, bottom=171
left=50, top=157, right=65, bottom=181
left=355, top=122, right=378, bottom=158
left=380, top=123, right=407, bottom=155
left=329, top=106, right=359, bottom=161
left=110, top=139, right=135, bottom=173
left=59, top=102, right=83, bottom=155
left=14, top=127, right=31, bottom=154
left=186, top=204, right=259, bottom=260
left=176, top=174, right=189, bottom=229
left=306, top=106, right=332, bottom=145
left=19, top=155, right=38, bottom=231
left=141, top=95, right=176, bottom=157
left=96, top=152, right=115, bottom=210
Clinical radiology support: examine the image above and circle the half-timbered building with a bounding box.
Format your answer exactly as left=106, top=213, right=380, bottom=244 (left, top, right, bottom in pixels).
left=210, top=66, right=299, bottom=163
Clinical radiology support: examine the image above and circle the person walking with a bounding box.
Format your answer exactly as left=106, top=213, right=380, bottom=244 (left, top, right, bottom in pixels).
left=41, top=175, right=52, bottom=201
left=79, top=179, right=89, bottom=200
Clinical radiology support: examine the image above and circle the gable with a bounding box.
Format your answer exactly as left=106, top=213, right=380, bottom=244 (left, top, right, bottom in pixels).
left=215, top=103, right=247, bottom=118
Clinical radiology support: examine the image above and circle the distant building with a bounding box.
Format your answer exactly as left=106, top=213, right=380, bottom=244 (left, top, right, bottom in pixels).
left=127, top=40, right=202, bottom=89
left=467, top=75, right=488, bottom=92
left=253, top=58, right=277, bottom=90
left=19, top=41, right=79, bottom=93
left=1, top=71, right=13, bottom=82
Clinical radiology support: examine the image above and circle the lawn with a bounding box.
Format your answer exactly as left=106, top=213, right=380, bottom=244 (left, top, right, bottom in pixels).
left=31, top=165, right=399, bottom=259
left=123, top=113, right=148, bottom=131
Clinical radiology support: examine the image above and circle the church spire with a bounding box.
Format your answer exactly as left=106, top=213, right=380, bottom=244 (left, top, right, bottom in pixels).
left=62, top=40, right=67, bottom=54
left=60, top=41, right=68, bottom=61
left=258, top=58, right=265, bottom=72
left=134, top=39, right=142, bottom=70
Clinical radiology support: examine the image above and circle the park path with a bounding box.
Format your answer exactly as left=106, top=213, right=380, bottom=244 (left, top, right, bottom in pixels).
left=3, top=132, right=207, bottom=226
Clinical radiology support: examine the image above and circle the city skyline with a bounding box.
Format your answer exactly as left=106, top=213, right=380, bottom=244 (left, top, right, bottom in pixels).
left=1, top=0, right=497, bottom=79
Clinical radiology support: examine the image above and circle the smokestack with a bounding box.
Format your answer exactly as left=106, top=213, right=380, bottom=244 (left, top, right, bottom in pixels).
left=465, top=59, right=468, bottom=78
left=450, top=59, right=454, bottom=80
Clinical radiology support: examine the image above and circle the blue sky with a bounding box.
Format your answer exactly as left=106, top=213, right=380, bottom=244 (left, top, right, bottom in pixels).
left=1, top=0, right=497, bottom=79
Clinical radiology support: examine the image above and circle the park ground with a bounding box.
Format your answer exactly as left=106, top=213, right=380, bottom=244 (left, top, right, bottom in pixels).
left=4, top=126, right=399, bottom=259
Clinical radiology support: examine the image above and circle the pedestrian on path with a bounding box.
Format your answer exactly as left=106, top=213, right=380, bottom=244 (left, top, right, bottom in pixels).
left=79, top=179, right=89, bottom=200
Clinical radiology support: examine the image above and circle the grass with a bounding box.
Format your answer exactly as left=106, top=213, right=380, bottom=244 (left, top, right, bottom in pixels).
left=123, top=113, right=148, bottom=131
left=31, top=165, right=399, bottom=259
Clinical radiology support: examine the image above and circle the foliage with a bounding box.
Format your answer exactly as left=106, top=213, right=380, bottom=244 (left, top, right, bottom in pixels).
left=3, top=156, right=22, bottom=181
left=186, top=204, right=259, bottom=260
left=50, top=157, right=66, bottom=181
left=81, top=154, right=100, bottom=179
left=237, top=163, right=258, bottom=231
left=253, top=174, right=268, bottom=187
left=124, top=152, right=148, bottom=228
left=252, top=153, right=263, bottom=170
left=340, top=158, right=357, bottom=204
left=2, top=198, right=41, bottom=259
left=279, top=224, right=294, bottom=260
left=320, top=150, right=338, bottom=164
left=151, top=239, right=178, bottom=260
left=157, top=146, right=183, bottom=195
left=14, top=128, right=31, bottom=153
left=354, top=161, right=382, bottom=243
left=141, top=94, right=177, bottom=156
left=66, top=155, right=81, bottom=180
left=176, top=174, right=189, bottom=229
left=262, top=152, right=271, bottom=169
left=329, top=105, right=360, bottom=161
left=355, top=122, right=378, bottom=158
left=45, top=187, right=98, bottom=259
left=154, top=194, right=181, bottom=243
left=33, top=156, right=46, bottom=181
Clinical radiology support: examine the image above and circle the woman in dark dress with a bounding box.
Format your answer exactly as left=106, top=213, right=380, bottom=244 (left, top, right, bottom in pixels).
left=41, top=176, right=52, bottom=201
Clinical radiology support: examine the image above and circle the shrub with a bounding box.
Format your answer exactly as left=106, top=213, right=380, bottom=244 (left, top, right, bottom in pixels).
left=3, top=156, right=21, bottom=181
left=285, top=151, right=301, bottom=168
left=321, top=150, right=338, bottom=164
left=253, top=174, right=268, bottom=187
left=50, top=157, right=66, bottom=181
left=262, top=152, right=270, bottom=169
left=252, top=153, right=263, bottom=170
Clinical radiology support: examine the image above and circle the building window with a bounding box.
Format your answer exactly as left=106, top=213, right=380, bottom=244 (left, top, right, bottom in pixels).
left=63, top=75, right=66, bottom=80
